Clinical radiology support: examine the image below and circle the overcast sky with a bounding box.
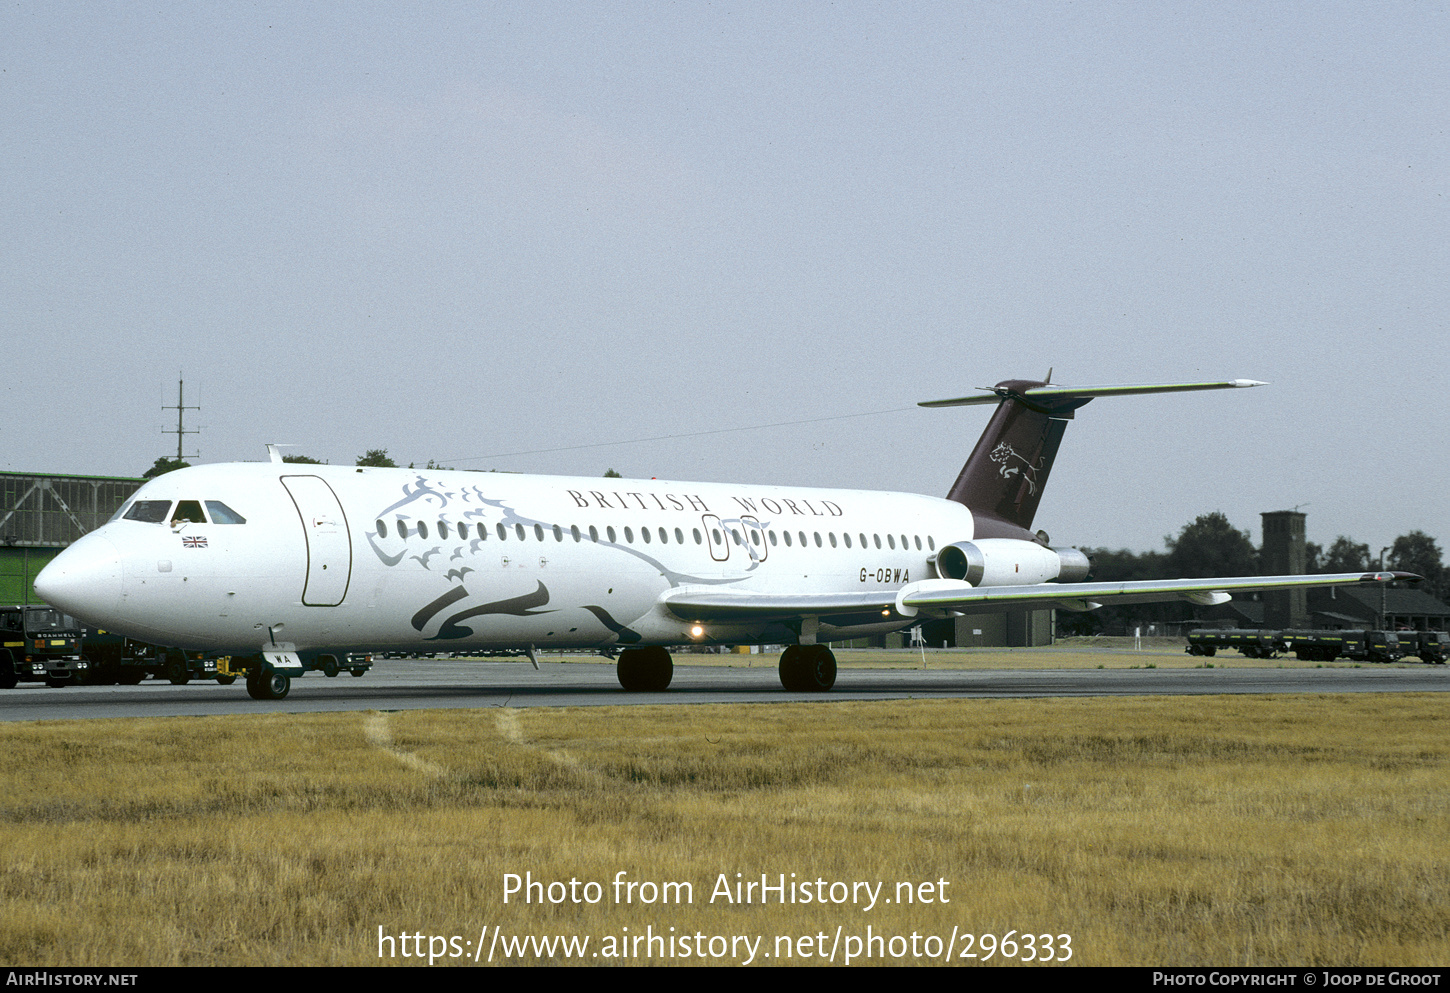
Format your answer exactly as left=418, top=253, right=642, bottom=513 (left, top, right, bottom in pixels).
left=3, top=3, right=1445, bottom=556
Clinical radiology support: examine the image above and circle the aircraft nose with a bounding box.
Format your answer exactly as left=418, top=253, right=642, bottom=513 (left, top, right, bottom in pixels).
left=34, top=533, right=123, bottom=624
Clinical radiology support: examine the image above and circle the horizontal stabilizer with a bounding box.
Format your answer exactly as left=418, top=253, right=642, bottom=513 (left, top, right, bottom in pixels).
left=919, top=379, right=1267, bottom=408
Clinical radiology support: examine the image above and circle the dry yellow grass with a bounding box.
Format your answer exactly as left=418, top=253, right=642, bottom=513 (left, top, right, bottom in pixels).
left=0, top=694, right=1446, bottom=966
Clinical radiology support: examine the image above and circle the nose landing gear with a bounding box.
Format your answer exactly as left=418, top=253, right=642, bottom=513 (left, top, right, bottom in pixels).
left=245, top=667, right=291, bottom=700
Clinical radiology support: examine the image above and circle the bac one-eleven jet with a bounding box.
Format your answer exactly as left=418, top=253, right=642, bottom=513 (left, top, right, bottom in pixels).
left=35, top=377, right=1413, bottom=700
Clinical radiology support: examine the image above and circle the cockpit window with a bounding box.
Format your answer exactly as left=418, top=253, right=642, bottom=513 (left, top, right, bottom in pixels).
left=205, top=501, right=246, bottom=524
left=123, top=501, right=173, bottom=524
left=172, top=501, right=205, bottom=525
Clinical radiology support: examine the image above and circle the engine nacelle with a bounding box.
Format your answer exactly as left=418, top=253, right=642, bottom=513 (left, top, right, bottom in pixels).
left=936, top=539, right=1091, bottom=587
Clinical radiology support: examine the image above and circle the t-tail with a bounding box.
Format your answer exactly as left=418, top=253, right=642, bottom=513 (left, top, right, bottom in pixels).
left=920, top=376, right=1268, bottom=542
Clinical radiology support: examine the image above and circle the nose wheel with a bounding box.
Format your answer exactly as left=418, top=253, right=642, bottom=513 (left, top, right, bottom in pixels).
left=246, top=668, right=291, bottom=700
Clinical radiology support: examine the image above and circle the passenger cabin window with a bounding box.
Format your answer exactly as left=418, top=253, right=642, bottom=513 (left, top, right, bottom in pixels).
left=516, top=524, right=527, bottom=541
left=124, top=501, right=172, bottom=524
left=398, top=521, right=410, bottom=539
left=478, top=523, right=488, bottom=540
left=205, top=501, right=246, bottom=524
left=497, top=523, right=508, bottom=540
left=418, top=521, right=429, bottom=539
left=376, top=520, right=388, bottom=538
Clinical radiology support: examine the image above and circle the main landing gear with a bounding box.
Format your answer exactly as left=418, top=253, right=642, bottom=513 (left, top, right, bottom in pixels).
left=778, top=644, right=837, bottom=692
left=616, top=646, right=673, bottom=692
left=612, top=644, right=839, bottom=693
left=246, top=667, right=291, bottom=701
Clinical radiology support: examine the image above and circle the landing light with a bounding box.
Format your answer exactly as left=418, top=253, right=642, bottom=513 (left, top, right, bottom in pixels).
left=690, top=624, right=705, bottom=639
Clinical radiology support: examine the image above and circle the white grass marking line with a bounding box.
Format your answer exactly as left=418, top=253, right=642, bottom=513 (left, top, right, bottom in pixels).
left=364, top=711, right=447, bottom=777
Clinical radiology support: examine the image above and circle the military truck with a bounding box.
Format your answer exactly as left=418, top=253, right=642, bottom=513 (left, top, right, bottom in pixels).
left=0, top=605, right=90, bottom=687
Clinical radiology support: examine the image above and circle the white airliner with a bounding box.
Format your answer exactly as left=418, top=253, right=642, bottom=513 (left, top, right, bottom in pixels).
left=34, top=377, right=1410, bottom=700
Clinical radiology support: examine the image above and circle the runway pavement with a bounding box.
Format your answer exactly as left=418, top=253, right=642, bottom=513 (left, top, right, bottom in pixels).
left=1, top=658, right=1446, bottom=720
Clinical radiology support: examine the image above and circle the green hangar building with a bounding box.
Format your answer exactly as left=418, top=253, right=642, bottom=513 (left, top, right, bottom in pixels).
left=0, top=471, right=145, bottom=604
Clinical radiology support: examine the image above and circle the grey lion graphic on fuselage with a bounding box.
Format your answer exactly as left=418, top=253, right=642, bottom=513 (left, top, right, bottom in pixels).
left=365, top=475, right=757, bottom=587
left=989, top=442, right=1044, bottom=495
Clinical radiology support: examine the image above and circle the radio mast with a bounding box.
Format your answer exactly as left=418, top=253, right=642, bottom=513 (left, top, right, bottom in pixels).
left=162, top=373, right=201, bottom=462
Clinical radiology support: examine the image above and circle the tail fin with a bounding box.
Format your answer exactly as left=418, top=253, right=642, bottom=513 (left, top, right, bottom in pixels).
left=920, top=378, right=1266, bottom=541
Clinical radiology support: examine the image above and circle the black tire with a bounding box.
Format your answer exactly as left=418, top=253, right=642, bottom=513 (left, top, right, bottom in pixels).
left=0, top=653, right=18, bottom=690
left=801, top=645, right=836, bottom=691
left=779, top=645, right=805, bottom=691
left=349, top=668, right=366, bottom=677
left=116, top=669, right=145, bottom=685
left=165, top=653, right=190, bottom=686
left=246, top=669, right=290, bottom=700
left=46, top=677, right=68, bottom=688
left=780, top=645, right=837, bottom=691
left=320, top=656, right=340, bottom=678
left=215, top=674, right=237, bottom=685
left=617, top=647, right=673, bottom=691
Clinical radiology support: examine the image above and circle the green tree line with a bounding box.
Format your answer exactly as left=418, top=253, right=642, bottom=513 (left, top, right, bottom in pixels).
left=1072, top=512, right=1445, bottom=634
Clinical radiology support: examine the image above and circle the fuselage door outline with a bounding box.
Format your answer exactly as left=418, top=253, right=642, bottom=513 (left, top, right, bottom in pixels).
left=701, top=514, right=729, bottom=562
left=280, top=475, right=353, bottom=607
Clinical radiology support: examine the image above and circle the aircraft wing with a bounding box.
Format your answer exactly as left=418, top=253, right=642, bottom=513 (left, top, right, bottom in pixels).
left=662, top=572, right=1419, bottom=623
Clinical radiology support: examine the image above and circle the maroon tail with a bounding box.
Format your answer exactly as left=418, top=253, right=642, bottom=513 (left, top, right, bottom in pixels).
left=944, top=379, right=1095, bottom=541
